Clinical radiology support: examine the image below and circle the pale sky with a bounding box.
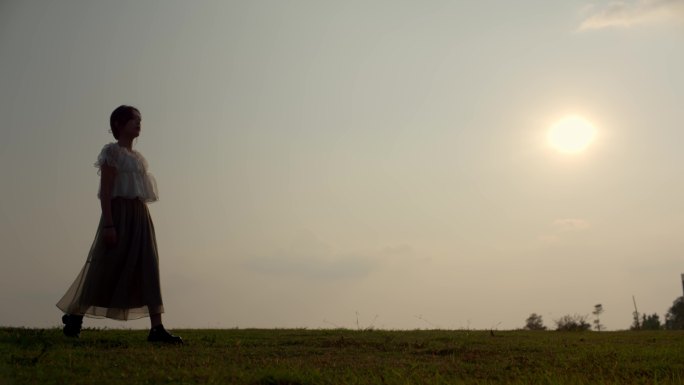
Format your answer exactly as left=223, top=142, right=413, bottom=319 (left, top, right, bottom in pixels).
left=1, top=0, right=683, bottom=330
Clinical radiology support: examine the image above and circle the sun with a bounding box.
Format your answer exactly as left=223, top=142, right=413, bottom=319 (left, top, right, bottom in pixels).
left=547, top=115, right=597, bottom=154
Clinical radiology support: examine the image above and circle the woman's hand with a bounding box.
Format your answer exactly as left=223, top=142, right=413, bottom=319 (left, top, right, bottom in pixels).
left=103, top=227, right=118, bottom=248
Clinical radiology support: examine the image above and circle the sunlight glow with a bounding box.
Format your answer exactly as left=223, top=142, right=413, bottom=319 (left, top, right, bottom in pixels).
left=547, top=115, right=597, bottom=154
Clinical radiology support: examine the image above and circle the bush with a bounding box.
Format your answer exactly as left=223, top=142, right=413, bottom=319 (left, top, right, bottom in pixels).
left=641, top=313, right=663, bottom=330
left=524, top=313, right=547, bottom=330
left=554, top=314, right=591, bottom=331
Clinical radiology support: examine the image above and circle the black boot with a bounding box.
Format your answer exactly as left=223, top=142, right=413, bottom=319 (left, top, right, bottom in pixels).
left=61, top=314, right=83, bottom=338
left=148, top=324, right=183, bottom=344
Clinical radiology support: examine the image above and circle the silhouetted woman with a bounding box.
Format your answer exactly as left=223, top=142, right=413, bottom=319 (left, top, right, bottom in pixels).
left=57, top=105, right=182, bottom=344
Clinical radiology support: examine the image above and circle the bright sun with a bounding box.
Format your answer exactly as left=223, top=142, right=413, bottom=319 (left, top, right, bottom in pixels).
left=547, top=115, right=597, bottom=154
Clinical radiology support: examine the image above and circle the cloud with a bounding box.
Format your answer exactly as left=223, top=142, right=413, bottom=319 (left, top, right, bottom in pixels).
left=552, top=218, right=591, bottom=232
left=242, top=230, right=378, bottom=280
left=242, top=230, right=429, bottom=279
left=536, top=218, right=590, bottom=245
left=244, top=254, right=377, bottom=280
left=578, top=0, right=684, bottom=31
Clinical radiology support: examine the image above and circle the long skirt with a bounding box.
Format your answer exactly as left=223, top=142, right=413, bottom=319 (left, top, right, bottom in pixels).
left=56, top=197, right=164, bottom=320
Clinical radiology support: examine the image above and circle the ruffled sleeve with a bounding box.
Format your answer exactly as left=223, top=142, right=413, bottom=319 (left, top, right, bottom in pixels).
left=93, top=143, right=159, bottom=202
left=94, top=143, right=119, bottom=175
left=136, top=151, right=160, bottom=202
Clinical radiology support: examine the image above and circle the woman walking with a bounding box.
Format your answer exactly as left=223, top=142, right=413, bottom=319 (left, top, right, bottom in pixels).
left=57, top=105, right=182, bottom=344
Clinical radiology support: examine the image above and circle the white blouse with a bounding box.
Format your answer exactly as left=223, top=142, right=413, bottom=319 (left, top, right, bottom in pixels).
left=94, top=142, right=159, bottom=203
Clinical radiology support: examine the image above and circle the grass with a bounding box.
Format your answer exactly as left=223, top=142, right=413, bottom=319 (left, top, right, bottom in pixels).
left=1, top=327, right=684, bottom=384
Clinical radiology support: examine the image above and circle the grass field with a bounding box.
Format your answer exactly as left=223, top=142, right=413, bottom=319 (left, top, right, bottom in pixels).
left=2, top=327, right=684, bottom=384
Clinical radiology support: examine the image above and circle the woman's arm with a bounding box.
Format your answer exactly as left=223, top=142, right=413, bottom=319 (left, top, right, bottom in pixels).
left=99, top=163, right=118, bottom=247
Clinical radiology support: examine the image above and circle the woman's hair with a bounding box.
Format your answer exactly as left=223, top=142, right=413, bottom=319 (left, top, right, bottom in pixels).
left=109, top=105, right=140, bottom=139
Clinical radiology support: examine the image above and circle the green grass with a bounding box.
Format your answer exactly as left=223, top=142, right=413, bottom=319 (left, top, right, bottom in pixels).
left=2, top=327, right=683, bottom=384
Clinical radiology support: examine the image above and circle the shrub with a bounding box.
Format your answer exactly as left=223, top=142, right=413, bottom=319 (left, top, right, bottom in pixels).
left=554, top=314, right=591, bottom=331
left=524, top=313, right=547, bottom=330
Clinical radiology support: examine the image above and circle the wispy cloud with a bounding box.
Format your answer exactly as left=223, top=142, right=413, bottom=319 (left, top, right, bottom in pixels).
left=242, top=230, right=378, bottom=280
left=578, top=0, right=684, bottom=31
left=552, top=218, right=591, bottom=232
left=242, top=232, right=426, bottom=280
left=244, top=254, right=376, bottom=280
left=537, top=218, right=591, bottom=245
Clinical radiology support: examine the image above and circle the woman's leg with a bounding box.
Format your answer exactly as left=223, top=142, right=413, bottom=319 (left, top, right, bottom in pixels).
left=150, top=313, right=162, bottom=328
left=62, top=314, right=84, bottom=337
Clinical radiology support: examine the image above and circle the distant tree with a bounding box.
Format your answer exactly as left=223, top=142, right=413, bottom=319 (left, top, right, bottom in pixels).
left=630, top=309, right=641, bottom=330
left=630, top=295, right=641, bottom=330
left=524, top=313, right=546, bottom=330
left=592, top=304, right=604, bottom=332
left=639, top=313, right=662, bottom=330
left=665, top=297, right=684, bottom=330
left=630, top=310, right=641, bottom=330
left=554, top=314, right=591, bottom=331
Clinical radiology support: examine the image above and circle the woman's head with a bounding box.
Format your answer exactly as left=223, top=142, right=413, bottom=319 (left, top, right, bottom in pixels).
left=109, top=105, right=141, bottom=140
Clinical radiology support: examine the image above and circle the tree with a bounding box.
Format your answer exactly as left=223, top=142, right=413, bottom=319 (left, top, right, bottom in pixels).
left=640, top=313, right=662, bottom=330
left=592, top=304, right=604, bottom=332
left=630, top=310, right=641, bottom=330
left=524, top=313, right=547, bottom=330
left=665, top=297, right=684, bottom=330
left=631, top=295, right=640, bottom=330
left=554, top=314, right=591, bottom=331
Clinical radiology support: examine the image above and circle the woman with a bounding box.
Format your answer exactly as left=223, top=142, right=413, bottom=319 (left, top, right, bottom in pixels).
left=56, top=105, right=182, bottom=344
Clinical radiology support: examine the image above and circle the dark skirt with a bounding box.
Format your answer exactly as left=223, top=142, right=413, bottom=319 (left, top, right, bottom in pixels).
left=56, top=197, right=164, bottom=320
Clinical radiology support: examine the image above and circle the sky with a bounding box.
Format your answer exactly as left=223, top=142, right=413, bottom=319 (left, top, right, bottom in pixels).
left=1, top=0, right=683, bottom=330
